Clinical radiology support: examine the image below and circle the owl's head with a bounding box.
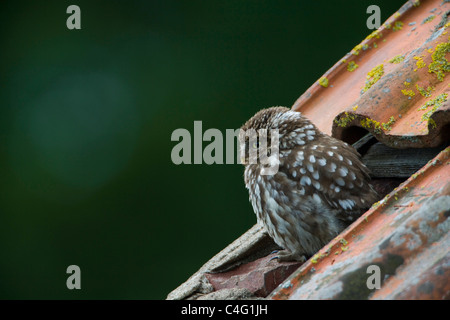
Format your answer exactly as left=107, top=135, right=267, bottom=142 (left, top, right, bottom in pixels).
left=239, top=107, right=322, bottom=173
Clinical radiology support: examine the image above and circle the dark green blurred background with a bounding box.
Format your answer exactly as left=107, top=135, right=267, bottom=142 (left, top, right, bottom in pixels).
left=0, top=0, right=405, bottom=299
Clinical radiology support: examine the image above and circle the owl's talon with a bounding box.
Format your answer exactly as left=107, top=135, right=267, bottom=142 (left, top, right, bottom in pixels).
left=269, top=255, right=279, bottom=262
left=271, top=250, right=306, bottom=263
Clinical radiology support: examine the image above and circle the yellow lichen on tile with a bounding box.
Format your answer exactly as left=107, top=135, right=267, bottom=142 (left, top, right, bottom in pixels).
left=318, top=77, right=329, bottom=87
left=381, top=116, right=396, bottom=131
left=363, top=64, right=384, bottom=93
left=428, top=42, right=450, bottom=81
left=334, top=112, right=356, bottom=128
left=360, top=115, right=396, bottom=134
left=414, top=56, right=426, bottom=69
left=365, top=29, right=382, bottom=41
left=415, top=84, right=433, bottom=97
left=419, top=93, right=449, bottom=129
left=347, top=61, right=359, bottom=72
left=393, top=21, right=403, bottom=31
left=352, top=43, right=363, bottom=56
left=389, top=55, right=405, bottom=64
left=360, top=117, right=382, bottom=134
left=401, top=89, right=416, bottom=97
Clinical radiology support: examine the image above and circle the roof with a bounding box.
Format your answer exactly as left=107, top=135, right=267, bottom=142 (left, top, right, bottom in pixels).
left=167, top=0, right=450, bottom=300
left=269, top=146, right=449, bottom=299
left=293, top=0, right=450, bottom=148
left=269, top=0, right=450, bottom=300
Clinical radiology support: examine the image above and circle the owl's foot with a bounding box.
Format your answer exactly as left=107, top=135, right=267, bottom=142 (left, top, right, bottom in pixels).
left=269, top=250, right=306, bottom=263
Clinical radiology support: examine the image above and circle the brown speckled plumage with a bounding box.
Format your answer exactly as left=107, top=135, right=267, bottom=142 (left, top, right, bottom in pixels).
left=240, top=107, right=378, bottom=262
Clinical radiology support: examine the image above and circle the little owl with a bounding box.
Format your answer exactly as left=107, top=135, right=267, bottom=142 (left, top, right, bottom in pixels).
left=240, top=107, right=378, bottom=262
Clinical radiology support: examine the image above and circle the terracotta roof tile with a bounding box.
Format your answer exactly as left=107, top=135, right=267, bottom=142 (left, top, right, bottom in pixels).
left=269, top=146, right=450, bottom=300
left=293, top=0, right=450, bottom=148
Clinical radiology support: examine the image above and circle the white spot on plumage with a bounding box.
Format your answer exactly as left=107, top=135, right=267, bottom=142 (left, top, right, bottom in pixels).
left=312, top=180, right=321, bottom=190
left=329, top=162, right=337, bottom=172
left=292, top=170, right=297, bottom=178
left=337, top=154, right=344, bottom=161
left=327, top=151, right=334, bottom=157
left=349, top=171, right=356, bottom=181
left=312, top=193, right=321, bottom=204
left=335, top=177, right=346, bottom=186
left=339, top=199, right=355, bottom=210
left=338, top=166, right=348, bottom=177
left=300, top=168, right=306, bottom=174
left=307, top=163, right=314, bottom=173
left=309, top=155, right=316, bottom=163
left=300, top=176, right=311, bottom=186
left=312, top=171, right=320, bottom=180
left=317, top=158, right=327, bottom=166
left=294, top=160, right=303, bottom=167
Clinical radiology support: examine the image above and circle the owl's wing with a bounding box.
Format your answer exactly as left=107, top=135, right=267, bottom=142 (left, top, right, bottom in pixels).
left=281, top=138, right=378, bottom=220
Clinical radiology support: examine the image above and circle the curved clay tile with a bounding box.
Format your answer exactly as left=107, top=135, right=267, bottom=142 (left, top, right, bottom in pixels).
left=292, top=0, right=450, bottom=148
